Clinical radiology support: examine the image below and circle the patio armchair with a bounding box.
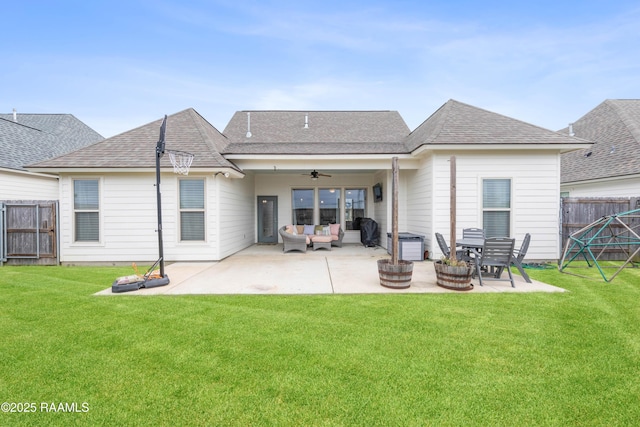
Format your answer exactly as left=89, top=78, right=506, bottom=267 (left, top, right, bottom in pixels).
left=470, top=237, right=516, bottom=287
left=279, top=226, right=309, bottom=253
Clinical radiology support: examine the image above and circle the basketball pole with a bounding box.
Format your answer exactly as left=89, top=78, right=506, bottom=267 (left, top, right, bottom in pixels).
left=155, top=115, right=167, bottom=279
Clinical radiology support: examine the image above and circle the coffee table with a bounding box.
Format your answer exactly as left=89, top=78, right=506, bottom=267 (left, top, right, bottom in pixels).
left=313, top=241, right=332, bottom=251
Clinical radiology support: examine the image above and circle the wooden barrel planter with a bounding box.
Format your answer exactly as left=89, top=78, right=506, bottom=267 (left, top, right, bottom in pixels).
left=378, top=259, right=413, bottom=289
left=434, top=261, right=473, bottom=291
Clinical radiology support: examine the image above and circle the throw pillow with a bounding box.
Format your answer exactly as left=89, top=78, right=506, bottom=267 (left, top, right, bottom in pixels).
left=329, top=223, right=340, bottom=236
left=285, top=225, right=293, bottom=234
left=323, top=226, right=331, bottom=236
left=314, top=225, right=324, bottom=235
left=304, top=224, right=315, bottom=235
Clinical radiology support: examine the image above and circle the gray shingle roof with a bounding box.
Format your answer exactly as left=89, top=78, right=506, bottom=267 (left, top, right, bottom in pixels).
left=0, top=113, right=104, bottom=171
left=27, top=101, right=592, bottom=172
left=560, top=99, right=640, bottom=184
left=405, top=99, right=589, bottom=151
left=222, top=110, right=410, bottom=154
left=29, top=108, right=237, bottom=170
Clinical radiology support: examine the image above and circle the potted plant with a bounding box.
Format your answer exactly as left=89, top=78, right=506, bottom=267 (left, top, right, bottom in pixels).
left=434, top=255, right=473, bottom=291
left=378, top=157, right=413, bottom=288
left=434, top=156, right=473, bottom=291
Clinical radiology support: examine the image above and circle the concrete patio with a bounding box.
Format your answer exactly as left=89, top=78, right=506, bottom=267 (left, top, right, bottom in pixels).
left=97, top=244, right=565, bottom=295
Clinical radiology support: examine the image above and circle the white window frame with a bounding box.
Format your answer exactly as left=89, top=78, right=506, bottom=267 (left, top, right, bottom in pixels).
left=179, top=178, right=206, bottom=242
left=482, top=178, right=512, bottom=238
left=72, top=177, right=102, bottom=244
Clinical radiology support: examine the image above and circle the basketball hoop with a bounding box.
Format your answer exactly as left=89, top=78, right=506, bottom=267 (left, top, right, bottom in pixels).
left=167, top=150, right=194, bottom=175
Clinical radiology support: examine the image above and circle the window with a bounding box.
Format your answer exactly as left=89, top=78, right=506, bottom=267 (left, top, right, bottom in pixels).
left=179, top=179, right=205, bottom=241
left=319, top=188, right=340, bottom=225
left=345, top=188, right=367, bottom=230
left=74, top=179, right=100, bottom=242
left=482, top=179, right=511, bottom=238
left=292, top=189, right=314, bottom=225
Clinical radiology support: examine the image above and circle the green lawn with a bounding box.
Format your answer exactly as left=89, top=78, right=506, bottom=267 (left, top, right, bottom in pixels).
left=1, top=263, right=639, bottom=426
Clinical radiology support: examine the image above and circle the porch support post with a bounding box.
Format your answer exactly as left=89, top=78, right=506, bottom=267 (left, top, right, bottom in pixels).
left=392, top=156, right=399, bottom=265
left=450, top=155, right=457, bottom=263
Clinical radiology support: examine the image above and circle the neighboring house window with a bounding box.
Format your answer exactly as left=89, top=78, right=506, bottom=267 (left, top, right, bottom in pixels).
left=482, top=179, right=511, bottom=238
left=74, top=179, right=100, bottom=242
left=345, top=188, right=367, bottom=230
left=179, top=179, right=205, bottom=241
left=319, top=188, right=340, bottom=225
left=292, top=189, right=314, bottom=225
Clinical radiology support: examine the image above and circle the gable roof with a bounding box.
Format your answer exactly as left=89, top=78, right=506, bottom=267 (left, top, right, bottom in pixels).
left=405, top=99, right=590, bottom=152
left=560, top=99, right=640, bottom=184
left=29, top=108, right=238, bottom=171
left=222, top=110, right=410, bottom=155
left=0, top=113, right=103, bottom=171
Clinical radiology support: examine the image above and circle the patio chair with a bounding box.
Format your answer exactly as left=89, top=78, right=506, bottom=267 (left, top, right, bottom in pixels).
left=495, top=233, right=532, bottom=283
left=471, top=237, right=516, bottom=287
left=462, top=228, right=485, bottom=239
left=279, top=226, right=308, bottom=253
left=435, top=232, right=468, bottom=261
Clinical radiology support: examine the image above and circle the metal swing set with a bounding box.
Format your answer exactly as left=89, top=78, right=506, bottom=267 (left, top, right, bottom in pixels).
left=559, top=208, right=640, bottom=282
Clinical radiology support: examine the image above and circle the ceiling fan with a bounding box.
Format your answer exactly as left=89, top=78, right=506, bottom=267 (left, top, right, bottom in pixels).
left=303, top=170, right=332, bottom=180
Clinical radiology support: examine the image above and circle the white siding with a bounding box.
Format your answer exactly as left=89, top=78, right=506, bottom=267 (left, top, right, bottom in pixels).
left=430, top=151, right=561, bottom=261
left=561, top=176, right=640, bottom=197
left=217, top=173, right=255, bottom=259
left=58, top=172, right=224, bottom=263
left=0, top=170, right=58, bottom=200
left=405, top=155, right=433, bottom=252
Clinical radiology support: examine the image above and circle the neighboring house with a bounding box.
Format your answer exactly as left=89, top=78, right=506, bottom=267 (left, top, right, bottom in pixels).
left=28, top=100, right=589, bottom=264
left=0, top=112, right=104, bottom=199
left=560, top=99, right=640, bottom=197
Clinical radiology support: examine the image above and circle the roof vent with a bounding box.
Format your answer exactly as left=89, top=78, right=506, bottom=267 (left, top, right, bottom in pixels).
left=569, top=123, right=575, bottom=137
left=246, top=112, right=252, bottom=138
left=12, top=108, right=17, bottom=122
left=304, top=113, right=309, bottom=129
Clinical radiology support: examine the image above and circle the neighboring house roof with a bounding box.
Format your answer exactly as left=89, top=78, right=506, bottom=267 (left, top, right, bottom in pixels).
left=405, top=100, right=590, bottom=152
left=222, top=110, right=410, bottom=155
left=560, top=99, right=640, bottom=184
left=29, top=108, right=238, bottom=171
left=0, top=113, right=104, bottom=171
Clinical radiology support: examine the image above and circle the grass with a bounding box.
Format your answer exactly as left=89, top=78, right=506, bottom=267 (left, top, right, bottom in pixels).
left=1, top=263, right=639, bottom=426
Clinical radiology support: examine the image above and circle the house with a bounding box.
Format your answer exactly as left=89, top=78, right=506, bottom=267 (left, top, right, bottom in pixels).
left=0, top=111, right=104, bottom=200
left=560, top=99, right=640, bottom=197
left=28, top=100, right=589, bottom=265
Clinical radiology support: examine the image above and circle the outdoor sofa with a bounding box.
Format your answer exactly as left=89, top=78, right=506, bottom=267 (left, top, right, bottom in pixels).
left=279, top=224, right=344, bottom=253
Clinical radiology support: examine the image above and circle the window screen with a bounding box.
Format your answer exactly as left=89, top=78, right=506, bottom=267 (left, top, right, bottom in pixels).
left=74, top=179, right=99, bottom=242
left=482, top=179, right=511, bottom=238
left=179, top=179, right=205, bottom=241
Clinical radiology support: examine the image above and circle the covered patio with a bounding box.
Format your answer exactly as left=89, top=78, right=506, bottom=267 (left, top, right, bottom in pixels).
left=98, top=244, right=564, bottom=295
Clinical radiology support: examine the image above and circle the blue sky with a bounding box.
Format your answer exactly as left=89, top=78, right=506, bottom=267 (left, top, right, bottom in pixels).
left=3, top=0, right=640, bottom=138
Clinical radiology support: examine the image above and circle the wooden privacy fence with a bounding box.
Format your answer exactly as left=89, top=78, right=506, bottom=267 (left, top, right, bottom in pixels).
left=0, top=201, right=58, bottom=265
left=560, top=197, right=640, bottom=261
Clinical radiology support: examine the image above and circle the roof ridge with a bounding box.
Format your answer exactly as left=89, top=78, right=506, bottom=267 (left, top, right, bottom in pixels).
left=184, top=108, right=230, bottom=153
left=606, top=99, right=640, bottom=146
left=0, top=116, right=44, bottom=133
